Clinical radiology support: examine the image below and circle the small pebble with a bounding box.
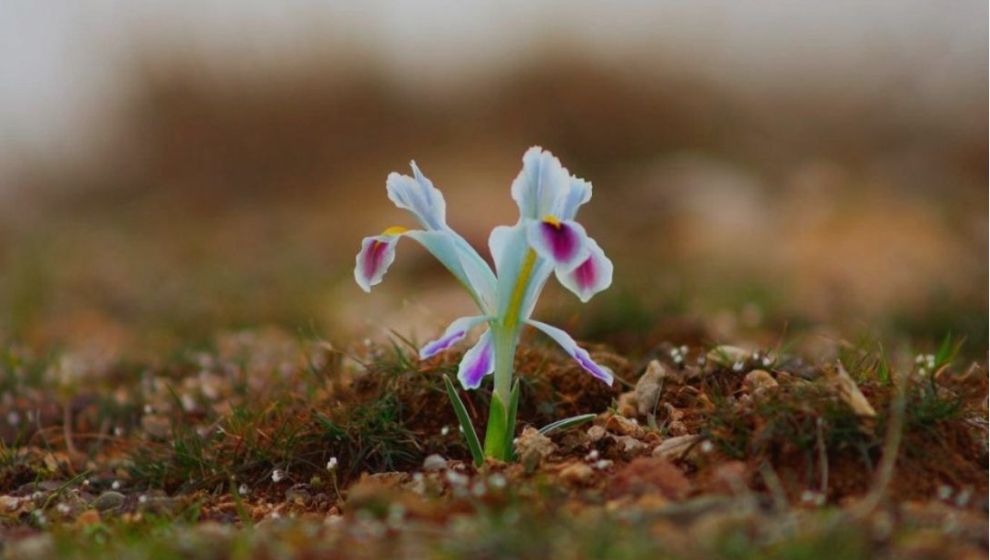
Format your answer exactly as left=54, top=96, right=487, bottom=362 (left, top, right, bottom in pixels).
left=422, top=454, right=448, bottom=472
left=593, top=459, right=613, bottom=470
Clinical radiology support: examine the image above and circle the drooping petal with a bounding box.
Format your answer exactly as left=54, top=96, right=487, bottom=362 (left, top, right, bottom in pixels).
left=526, top=217, right=590, bottom=272
left=386, top=162, right=446, bottom=230
left=354, top=228, right=497, bottom=312
left=555, top=237, right=613, bottom=303
left=404, top=230, right=497, bottom=313
left=510, top=147, right=571, bottom=220
left=419, top=315, right=490, bottom=359
left=526, top=320, right=614, bottom=386
left=457, top=329, right=495, bottom=390
left=557, top=177, right=592, bottom=221
left=354, top=231, right=403, bottom=292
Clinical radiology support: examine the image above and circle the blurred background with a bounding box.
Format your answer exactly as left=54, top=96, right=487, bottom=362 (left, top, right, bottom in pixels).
left=0, top=1, right=986, bottom=362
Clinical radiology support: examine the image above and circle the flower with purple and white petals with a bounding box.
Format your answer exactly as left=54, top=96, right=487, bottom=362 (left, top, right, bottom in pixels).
left=355, top=147, right=615, bottom=400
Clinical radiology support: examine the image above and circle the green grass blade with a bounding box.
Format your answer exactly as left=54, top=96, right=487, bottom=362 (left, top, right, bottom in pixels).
left=539, top=413, right=596, bottom=436
left=443, top=375, right=484, bottom=466
left=505, top=379, right=521, bottom=460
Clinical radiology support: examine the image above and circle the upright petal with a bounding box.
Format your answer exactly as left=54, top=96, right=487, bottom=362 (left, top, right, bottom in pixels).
left=557, top=177, right=592, bottom=221
left=419, top=315, right=490, bottom=359
left=457, top=330, right=495, bottom=390
left=354, top=230, right=403, bottom=292
left=526, top=320, right=614, bottom=386
left=386, top=162, right=447, bottom=230
left=526, top=217, right=590, bottom=272
left=510, top=147, right=571, bottom=220
left=490, top=223, right=555, bottom=322
left=555, top=237, right=613, bottom=302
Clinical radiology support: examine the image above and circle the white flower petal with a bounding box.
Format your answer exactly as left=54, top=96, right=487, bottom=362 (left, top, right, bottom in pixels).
left=526, top=218, right=591, bottom=272
left=526, top=320, right=614, bottom=385
left=386, top=162, right=447, bottom=230
left=419, top=315, right=490, bottom=359
left=457, top=330, right=495, bottom=390
left=510, top=147, right=571, bottom=220
left=555, top=237, right=613, bottom=302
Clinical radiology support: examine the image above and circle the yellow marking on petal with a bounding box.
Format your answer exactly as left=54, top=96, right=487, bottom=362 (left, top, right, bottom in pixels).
left=504, top=249, right=538, bottom=330
left=381, top=226, right=409, bottom=236
left=542, top=214, right=561, bottom=229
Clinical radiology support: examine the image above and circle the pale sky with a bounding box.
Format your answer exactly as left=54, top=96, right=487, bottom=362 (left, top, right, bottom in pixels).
left=0, top=0, right=985, bottom=183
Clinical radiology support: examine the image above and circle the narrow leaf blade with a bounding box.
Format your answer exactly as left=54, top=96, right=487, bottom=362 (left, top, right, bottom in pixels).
left=505, top=379, right=521, bottom=460
left=539, top=413, right=597, bottom=436
left=443, top=375, right=484, bottom=466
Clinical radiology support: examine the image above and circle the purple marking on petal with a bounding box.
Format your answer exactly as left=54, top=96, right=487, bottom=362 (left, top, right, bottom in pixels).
left=420, top=330, right=467, bottom=359
left=462, top=341, right=493, bottom=389
left=572, top=255, right=597, bottom=292
left=575, top=349, right=614, bottom=385
left=361, top=239, right=389, bottom=280
left=539, top=221, right=580, bottom=263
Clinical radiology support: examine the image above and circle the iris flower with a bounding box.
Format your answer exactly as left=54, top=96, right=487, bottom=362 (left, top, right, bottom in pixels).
left=355, top=147, right=614, bottom=461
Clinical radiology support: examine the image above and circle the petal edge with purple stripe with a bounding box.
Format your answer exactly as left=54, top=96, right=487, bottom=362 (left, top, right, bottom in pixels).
left=419, top=315, right=490, bottom=360
left=525, top=320, right=614, bottom=386
left=457, top=330, right=495, bottom=390
left=555, top=237, right=613, bottom=303
left=354, top=234, right=400, bottom=292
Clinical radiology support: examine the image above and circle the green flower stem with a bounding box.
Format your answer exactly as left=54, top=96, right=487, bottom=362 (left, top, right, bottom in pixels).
left=483, top=325, right=519, bottom=460
left=483, top=247, right=538, bottom=460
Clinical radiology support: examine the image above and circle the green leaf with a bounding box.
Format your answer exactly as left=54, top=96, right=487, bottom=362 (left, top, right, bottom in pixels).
left=483, top=393, right=511, bottom=461
left=539, top=413, right=597, bottom=436
left=443, top=375, right=484, bottom=466
left=505, top=379, right=521, bottom=460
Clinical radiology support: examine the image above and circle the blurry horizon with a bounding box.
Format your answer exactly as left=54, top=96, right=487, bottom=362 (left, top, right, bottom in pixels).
left=0, top=1, right=985, bottom=361
left=1, top=0, right=986, bottom=191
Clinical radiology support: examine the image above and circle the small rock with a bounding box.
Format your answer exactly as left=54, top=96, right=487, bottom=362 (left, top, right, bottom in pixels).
left=635, top=360, right=666, bottom=417
left=614, top=435, right=648, bottom=455
left=653, top=434, right=703, bottom=460
left=587, top=425, right=607, bottom=442
left=605, top=415, right=643, bottom=437
left=616, top=391, right=638, bottom=418
left=742, top=370, right=778, bottom=395
left=823, top=362, right=876, bottom=418
left=93, top=491, right=126, bottom=512
left=422, top=454, right=448, bottom=472
left=514, top=427, right=556, bottom=467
